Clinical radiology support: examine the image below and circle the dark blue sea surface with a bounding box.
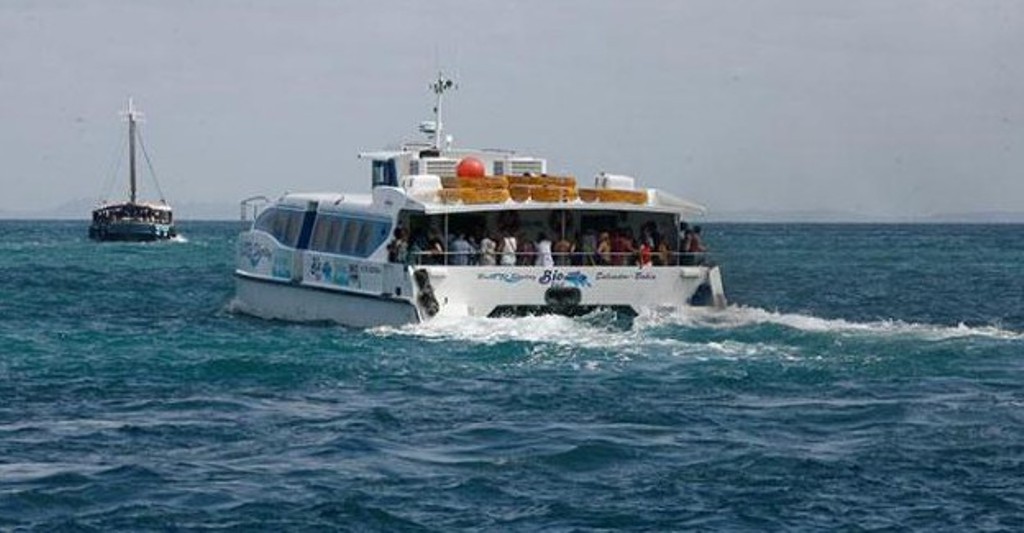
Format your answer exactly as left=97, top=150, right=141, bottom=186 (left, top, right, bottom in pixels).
left=1, top=220, right=1022, bottom=531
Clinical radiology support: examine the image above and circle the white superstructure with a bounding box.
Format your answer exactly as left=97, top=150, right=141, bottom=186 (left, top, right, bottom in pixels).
left=233, top=75, right=726, bottom=327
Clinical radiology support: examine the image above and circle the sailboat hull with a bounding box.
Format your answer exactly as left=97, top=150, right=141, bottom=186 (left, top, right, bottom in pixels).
left=89, top=220, right=176, bottom=242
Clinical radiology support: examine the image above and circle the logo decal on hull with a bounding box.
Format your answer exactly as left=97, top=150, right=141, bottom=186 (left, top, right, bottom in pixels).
left=539, top=270, right=591, bottom=288
left=596, top=271, right=658, bottom=281
left=240, top=240, right=272, bottom=268
left=477, top=272, right=537, bottom=284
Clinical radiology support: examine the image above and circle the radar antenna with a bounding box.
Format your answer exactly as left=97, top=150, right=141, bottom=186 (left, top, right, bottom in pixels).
left=428, top=72, right=457, bottom=150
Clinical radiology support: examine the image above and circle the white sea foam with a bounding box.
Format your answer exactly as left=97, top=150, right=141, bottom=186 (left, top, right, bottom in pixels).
left=373, top=313, right=807, bottom=364
left=373, top=305, right=1023, bottom=348
left=375, top=313, right=649, bottom=351
left=0, top=462, right=106, bottom=482
left=637, top=305, right=1024, bottom=341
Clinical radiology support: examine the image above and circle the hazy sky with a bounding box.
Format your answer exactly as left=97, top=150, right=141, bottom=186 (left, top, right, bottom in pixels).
left=2, top=0, right=1022, bottom=218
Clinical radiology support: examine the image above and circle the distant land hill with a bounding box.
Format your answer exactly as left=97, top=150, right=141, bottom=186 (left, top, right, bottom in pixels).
left=2, top=200, right=1024, bottom=224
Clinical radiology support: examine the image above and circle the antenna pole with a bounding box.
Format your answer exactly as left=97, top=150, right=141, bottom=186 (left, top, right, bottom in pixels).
left=127, top=98, right=138, bottom=204
left=429, top=72, right=455, bottom=150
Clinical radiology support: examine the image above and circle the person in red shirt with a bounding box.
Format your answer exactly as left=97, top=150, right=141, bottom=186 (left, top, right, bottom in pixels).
left=638, top=240, right=652, bottom=267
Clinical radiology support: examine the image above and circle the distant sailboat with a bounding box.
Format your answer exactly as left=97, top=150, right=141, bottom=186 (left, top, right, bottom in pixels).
left=89, top=98, right=176, bottom=242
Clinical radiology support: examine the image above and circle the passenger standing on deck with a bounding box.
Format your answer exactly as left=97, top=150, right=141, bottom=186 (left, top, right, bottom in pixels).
left=518, top=234, right=536, bottom=266
left=479, top=233, right=497, bottom=266
left=681, top=225, right=706, bottom=265
left=582, top=230, right=598, bottom=266
left=688, top=225, right=707, bottom=256
left=409, top=230, right=427, bottom=265
left=466, top=234, right=479, bottom=266
left=535, top=232, right=554, bottom=267
left=427, top=230, right=445, bottom=265
left=655, top=236, right=671, bottom=266
left=611, top=230, right=635, bottom=266
left=451, top=233, right=472, bottom=266
left=638, top=239, right=652, bottom=267
left=500, top=232, right=518, bottom=266
left=597, top=232, right=612, bottom=265
left=678, top=222, right=692, bottom=265
left=553, top=234, right=574, bottom=266
left=387, top=227, right=408, bottom=264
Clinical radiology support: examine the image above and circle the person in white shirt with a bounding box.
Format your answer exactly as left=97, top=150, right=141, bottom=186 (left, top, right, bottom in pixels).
left=535, top=232, right=554, bottom=267
left=479, top=234, right=497, bottom=266
left=500, top=232, right=518, bottom=266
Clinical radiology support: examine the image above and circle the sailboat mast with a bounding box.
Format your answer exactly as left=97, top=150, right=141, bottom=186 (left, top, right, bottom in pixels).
left=127, top=98, right=137, bottom=204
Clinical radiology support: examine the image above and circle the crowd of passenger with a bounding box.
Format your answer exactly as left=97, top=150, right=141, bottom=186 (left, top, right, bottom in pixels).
left=92, top=206, right=172, bottom=224
left=387, top=222, right=708, bottom=267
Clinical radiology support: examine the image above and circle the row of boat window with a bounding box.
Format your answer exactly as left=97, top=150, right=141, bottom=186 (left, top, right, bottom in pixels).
left=254, top=207, right=391, bottom=258
left=255, top=208, right=305, bottom=247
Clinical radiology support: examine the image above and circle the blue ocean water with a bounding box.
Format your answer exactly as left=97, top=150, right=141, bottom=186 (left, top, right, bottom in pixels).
left=1, top=220, right=1022, bottom=531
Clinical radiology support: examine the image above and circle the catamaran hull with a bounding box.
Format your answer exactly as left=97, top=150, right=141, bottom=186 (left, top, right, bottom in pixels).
left=233, top=273, right=420, bottom=328
left=417, top=265, right=722, bottom=320
left=232, top=264, right=724, bottom=328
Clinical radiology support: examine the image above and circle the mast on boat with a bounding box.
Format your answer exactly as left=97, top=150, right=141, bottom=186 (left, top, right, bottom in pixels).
left=124, top=98, right=141, bottom=204
left=427, top=72, right=456, bottom=150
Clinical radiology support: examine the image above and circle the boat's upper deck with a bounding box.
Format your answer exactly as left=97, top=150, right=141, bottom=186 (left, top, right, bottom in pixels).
left=418, top=174, right=703, bottom=215
left=277, top=178, right=705, bottom=220
left=354, top=137, right=706, bottom=217
left=271, top=72, right=707, bottom=222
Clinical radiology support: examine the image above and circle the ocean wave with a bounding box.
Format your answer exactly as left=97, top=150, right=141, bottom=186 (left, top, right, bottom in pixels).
left=0, top=462, right=105, bottom=483
left=371, top=305, right=1021, bottom=358
left=374, top=312, right=649, bottom=352
left=644, top=305, right=1024, bottom=341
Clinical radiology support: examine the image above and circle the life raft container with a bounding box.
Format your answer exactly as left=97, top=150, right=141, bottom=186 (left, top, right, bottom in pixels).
left=531, top=186, right=578, bottom=203
left=505, top=175, right=577, bottom=188
left=441, top=176, right=509, bottom=189
left=509, top=185, right=577, bottom=203
left=509, top=184, right=532, bottom=203
left=439, top=188, right=511, bottom=204
left=578, top=188, right=599, bottom=203
left=577, top=188, right=648, bottom=205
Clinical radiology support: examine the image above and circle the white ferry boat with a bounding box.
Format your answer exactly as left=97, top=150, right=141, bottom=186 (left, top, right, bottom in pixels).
left=233, top=75, right=726, bottom=327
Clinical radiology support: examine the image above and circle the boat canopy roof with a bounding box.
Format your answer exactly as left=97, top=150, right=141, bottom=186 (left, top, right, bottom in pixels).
left=273, top=192, right=350, bottom=209
left=93, top=201, right=172, bottom=213
left=273, top=192, right=377, bottom=212
left=409, top=194, right=706, bottom=217
left=272, top=183, right=706, bottom=218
